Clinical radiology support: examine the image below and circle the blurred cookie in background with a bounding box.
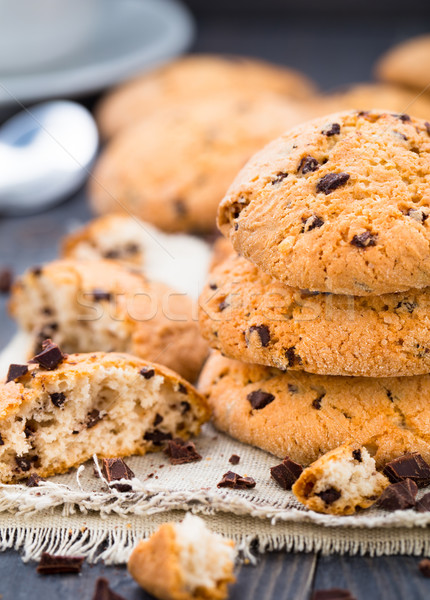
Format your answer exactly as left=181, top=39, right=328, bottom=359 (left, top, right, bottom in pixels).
left=89, top=93, right=311, bottom=234
left=375, top=35, right=430, bottom=93
left=96, top=53, right=317, bottom=139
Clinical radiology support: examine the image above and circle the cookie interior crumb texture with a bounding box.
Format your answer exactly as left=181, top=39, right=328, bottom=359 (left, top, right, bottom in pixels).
left=0, top=352, right=209, bottom=483
left=128, top=514, right=236, bottom=600
left=292, top=444, right=389, bottom=515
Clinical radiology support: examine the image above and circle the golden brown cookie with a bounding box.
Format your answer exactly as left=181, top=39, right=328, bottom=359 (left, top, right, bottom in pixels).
left=10, top=259, right=208, bottom=382
left=375, top=35, right=430, bottom=92
left=128, top=514, right=236, bottom=600
left=0, top=351, right=209, bottom=483
left=218, top=110, right=430, bottom=296
left=96, top=53, right=317, bottom=139
left=292, top=444, right=389, bottom=515
left=199, top=253, right=430, bottom=377
left=198, top=352, right=430, bottom=468
left=89, top=94, right=310, bottom=234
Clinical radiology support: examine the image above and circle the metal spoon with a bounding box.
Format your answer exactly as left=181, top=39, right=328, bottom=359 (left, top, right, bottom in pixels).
left=0, top=100, right=98, bottom=214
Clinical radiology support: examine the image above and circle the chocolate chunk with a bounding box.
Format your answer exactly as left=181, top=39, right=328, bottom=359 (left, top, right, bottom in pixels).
left=288, top=383, right=299, bottom=393
left=247, top=389, right=275, bottom=410
left=6, top=363, right=28, bottom=383
left=350, top=231, right=378, bottom=248
left=407, top=207, right=429, bottom=223
left=144, top=429, right=172, bottom=446
left=37, top=552, right=84, bottom=575
left=125, top=242, right=139, bottom=255
left=29, top=339, right=65, bottom=370
left=92, top=577, right=126, bottom=600
left=322, top=123, right=341, bottom=136
left=316, top=172, right=350, bottom=194
left=26, top=473, right=45, bottom=487
left=229, top=454, right=240, bottom=465
left=352, top=449, right=362, bottom=462
left=395, top=300, right=417, bottom=313
left=140, top=366, right=155, bottom=379
left=377, top=479, right=418, bottom=510
left=419, top=559, right=430, bottom=577
left=24, top=424, right=35, bottom=438
left=0, top=268, right=13, bottom=293
left=175, top=199, right=187, bottom=216
left=101, top=458, right=134, bottom=492
left=393, top=130, right=408, bottom=141
left=302, top=214, right=324, bottom=232
left=219, top=300, right=229, bottom=311
left=92, top=289, right=112, bottom=302
left=285, top=346, right=302, bottom=367
left=248, top=324, right=271, bottom=347
left=103, top=249, right=120, bottom=259
left=86, top=409, right=102, bottom=429
left=383, top=453, right=430, bottom=488
left=312, top=393, right=325, bottom=410
left=50, top=392, right=66, bottom=408
left=165, top=438, right=202, bottom=465
left=217, top=471, right=256, bottom=489
left=415, top=493, right=430, bottom=512
left=181, top=401, right=191, bottom=414
left=271, top=457, right=303, bottom=490
left=316, top=487, right=341, bottom=505
left=312, top=589, right=356, bottom=600
left=178, top=383, right=188, bottom=395
left=0, top=433, right=3, bottom=446
left=298, top=155, right=319, bottom=174
left=154, top=413, right=163, bottom=426
left=271, top=171, right=288, bottom=184
left=15, top=456, right=32, bottom=472
left=425, top=122, right=430, bottom=136
left=398, top=113, right=411, bottom=122
left=30, top=266, right=42, bottom=276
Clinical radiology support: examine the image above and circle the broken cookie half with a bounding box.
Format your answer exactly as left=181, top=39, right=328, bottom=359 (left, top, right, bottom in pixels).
left=0, top=349, right=209, bottom=483
left=292, top=444, right=389, bottom=515
left=128, top=514, right=236, bottom=600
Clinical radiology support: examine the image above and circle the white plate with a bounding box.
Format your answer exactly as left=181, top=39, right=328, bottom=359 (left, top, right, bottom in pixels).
left=0, top=0, right=194, bottom=107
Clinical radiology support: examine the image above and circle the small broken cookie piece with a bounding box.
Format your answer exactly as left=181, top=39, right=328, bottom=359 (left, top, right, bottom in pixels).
left=383, top=453, right=430, bottom=488
left=128, top=514, right=236, bottom=600
left=0, top=352, right=209, bottom=483
left=292, top=444, right=389, bottom=515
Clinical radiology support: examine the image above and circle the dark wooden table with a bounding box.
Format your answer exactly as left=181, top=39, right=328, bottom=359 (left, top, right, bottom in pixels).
left=1, top=10, right=430, bottom=600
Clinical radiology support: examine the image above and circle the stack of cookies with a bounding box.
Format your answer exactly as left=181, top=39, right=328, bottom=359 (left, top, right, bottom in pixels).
left=199, top=109, right=430, bottom=474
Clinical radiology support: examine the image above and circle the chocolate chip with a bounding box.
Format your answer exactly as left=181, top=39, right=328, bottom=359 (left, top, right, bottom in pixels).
left=6, top=364, right=28, bottom=383
left=15, top=456, right=32, bottom=472
left=397, top=113, right=411, bottom=122
left=0, top=268, right=13, bottom=293
left=37, top=552, right=85, bottom=575
left=181, top=401, right=191, bottom=414
left=209, top=282, right=218, bottom=290
left=288, top=383, right=299, bottom=393
left=316, top=172, right=350, bottom=194
left=377, top=479, right=418, bottom=510
left=302, top=214, right=324, bottom=232
left=248, top=324, right=271, bottom=347
left=92, top=289, right=112, bottom=302
left=395, top=300, right=417, bottom=313
left=393, top=130, right=408, bottom=141
left=30, top=266, right=42, bottom=276
left=92, top=577, right=126, bottom=600
left=101, top=458, right=134, bottom=492
left=419, top=559, right=430, bottom=577
left=50, top=392, right=66, bottom=408
left=316, top=487, right=341, bottom=505
left=217, top=471, right=256, bottom=489
left=165, top=438, right=202, bottom=465
left=24, top=424, right=35, bottom=438
left=425, top=122, right=430, bottom=136
left=175, top=199, right=187, bottom=216
left=104, top=249, right=121, bottom=259
left=350, top=231, right=378, bottom=248
left=415, top=493, right=430, bottom=512
left=29, top=339, right=65, bottom=370
left=352, top=449, right=362, bottom=462
left=247, top=389, right=275, bottom=410
left=154, top=413, right=163, bottom=426
left=271, top=171, right=288, bottom=184
left=383, top=453, right=430, bottom=488
left=298, top=155, right=319, bottom=174
left=407, top=208, right=429, bottom=223
left=312, top=589, right=356, bottom=600
left=0, top=433, right=3, bottom=446
left=312, top=393, right=325, bottom=410
left=321, top=123, right=341, bottom=136
left=229, top=454, right=240, bottom=465
left=86, top=409, right=102, bottom=429
left=219, top=300, right=229, bottom=311
left=26, top=473, right=45, bottom=487
left=285, top=347, right=302, bottom=367
left=140, top=367, right=155, bottom=379
left=144, top=429, right=172, bottom=446
left=270, top=457, right=303, bottom=490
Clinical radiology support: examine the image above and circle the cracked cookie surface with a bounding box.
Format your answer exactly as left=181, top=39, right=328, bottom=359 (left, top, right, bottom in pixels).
left=198, top=352, right=430, bottom=467
left=199, top=253, right=430, bottom=377
left=218, top=110, right=430, bottom=295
